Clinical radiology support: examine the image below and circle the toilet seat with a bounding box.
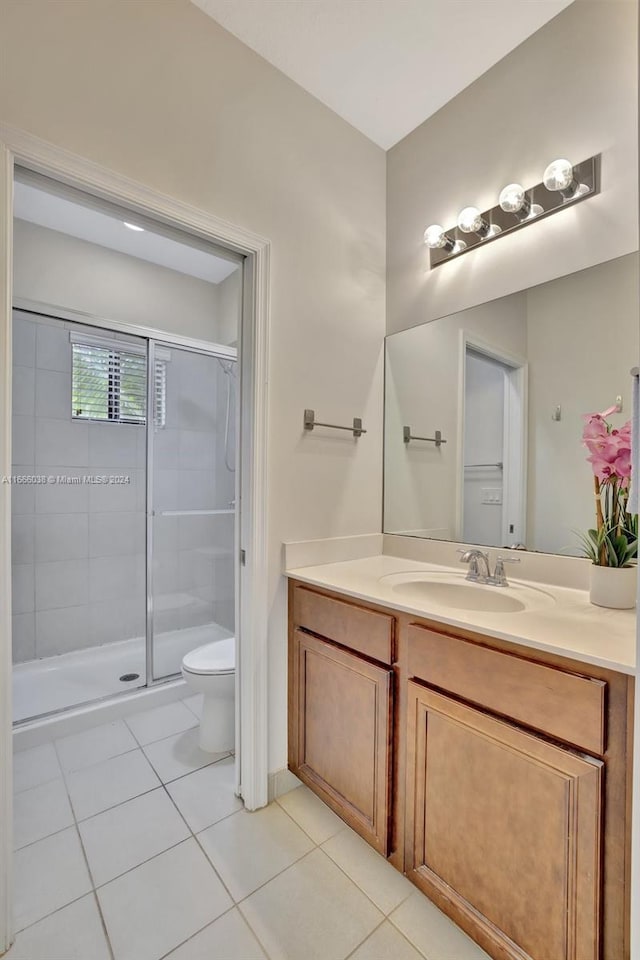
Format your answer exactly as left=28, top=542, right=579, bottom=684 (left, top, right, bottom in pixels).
left=182, top=636, right=235, bottom=676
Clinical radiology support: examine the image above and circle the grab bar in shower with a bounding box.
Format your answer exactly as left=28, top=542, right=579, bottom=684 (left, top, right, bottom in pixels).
left=464, top=462, right=504, bottom=470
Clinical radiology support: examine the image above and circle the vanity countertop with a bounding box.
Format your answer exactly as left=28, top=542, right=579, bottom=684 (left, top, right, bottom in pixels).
left=286, top=554, right=637, bottom=675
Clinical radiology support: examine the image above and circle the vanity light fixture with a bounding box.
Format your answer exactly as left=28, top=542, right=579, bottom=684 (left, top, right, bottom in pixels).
left=425, top=153, right=600, bottom=268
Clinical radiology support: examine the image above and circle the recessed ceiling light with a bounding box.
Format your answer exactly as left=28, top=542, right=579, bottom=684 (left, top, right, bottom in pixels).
left=123, top=221, right=144, bottom=232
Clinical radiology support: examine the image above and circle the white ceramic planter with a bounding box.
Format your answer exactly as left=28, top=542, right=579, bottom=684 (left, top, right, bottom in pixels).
left=589, top=564, right=637, bottom=609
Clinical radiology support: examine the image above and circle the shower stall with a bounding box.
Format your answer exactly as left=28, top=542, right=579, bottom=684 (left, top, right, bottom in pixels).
left=11, top=309, right=238, bottom=724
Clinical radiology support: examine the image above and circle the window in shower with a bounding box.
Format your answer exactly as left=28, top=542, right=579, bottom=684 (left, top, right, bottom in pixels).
left=71, top=335, right=148, bottom=423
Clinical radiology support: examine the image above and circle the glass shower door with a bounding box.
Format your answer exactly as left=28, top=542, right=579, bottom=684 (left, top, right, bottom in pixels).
left=148, top=342, right=237, bottom=682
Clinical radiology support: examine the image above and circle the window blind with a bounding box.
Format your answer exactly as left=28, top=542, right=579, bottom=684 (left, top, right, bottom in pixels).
left=72, top=341, right=147, bottom=424
left=154, top=359, right=167, bottom=429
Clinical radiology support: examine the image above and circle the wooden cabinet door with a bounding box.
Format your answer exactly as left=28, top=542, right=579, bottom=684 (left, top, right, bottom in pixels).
left=289, top=629, right=393, bottom=854
left=406, top=681, right=603, bottom=960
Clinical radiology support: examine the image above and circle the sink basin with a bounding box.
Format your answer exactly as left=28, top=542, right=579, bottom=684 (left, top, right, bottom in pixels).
left=378, top=571, right=555, bottom=614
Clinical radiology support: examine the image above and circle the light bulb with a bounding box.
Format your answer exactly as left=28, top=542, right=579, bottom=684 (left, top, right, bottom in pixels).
left=499, top=184, right=526, bottom=214
left=542, top=158, right=590, bottom=201
left=457, top=206, right=485, bottom=234
left=457, top=206, right=500, bottom=240
left=423, top=224, right=451, bottom=250
left=498, top=183, right=543, bottom=221
left=543, top=159, right=574, bottom=192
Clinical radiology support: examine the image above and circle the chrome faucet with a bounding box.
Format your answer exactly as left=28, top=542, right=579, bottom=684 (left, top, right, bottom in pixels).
left=458, top=549, right=492, bottom=582
left=458, top=550, right=521, bottom=586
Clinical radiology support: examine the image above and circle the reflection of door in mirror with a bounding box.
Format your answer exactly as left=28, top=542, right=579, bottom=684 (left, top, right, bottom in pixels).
left=461, top=346, right=526, bottom=548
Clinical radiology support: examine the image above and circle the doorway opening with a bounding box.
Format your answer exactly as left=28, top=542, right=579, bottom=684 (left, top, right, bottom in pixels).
left=458, top=335, right=527, bottom=547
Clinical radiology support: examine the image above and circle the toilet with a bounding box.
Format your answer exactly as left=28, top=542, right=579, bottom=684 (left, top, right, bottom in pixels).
left=181, top=636, right=235, bottom=754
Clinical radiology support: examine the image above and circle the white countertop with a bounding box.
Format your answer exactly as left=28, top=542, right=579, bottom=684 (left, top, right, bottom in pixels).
left=286, top=554, right=637, bottom=675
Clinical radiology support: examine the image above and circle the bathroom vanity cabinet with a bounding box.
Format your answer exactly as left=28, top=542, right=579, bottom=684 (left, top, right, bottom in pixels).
left=288, top=586, right=394, bottom=854
left=287, top=579, right=634, bottom=960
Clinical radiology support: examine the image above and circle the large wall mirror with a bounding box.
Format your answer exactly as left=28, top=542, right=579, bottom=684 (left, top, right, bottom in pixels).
left=384, top=252, right=639, bottom=556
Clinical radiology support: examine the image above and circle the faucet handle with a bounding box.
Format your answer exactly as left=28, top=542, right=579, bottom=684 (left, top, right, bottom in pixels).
left=493, top=555, right=521, bottom=585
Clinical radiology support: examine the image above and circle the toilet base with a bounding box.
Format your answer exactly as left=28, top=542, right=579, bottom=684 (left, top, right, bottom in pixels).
left=200, top=692, right=235, bottom=754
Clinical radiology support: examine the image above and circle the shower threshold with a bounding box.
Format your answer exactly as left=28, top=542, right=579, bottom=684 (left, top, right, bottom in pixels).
left=13, top=621, right=233, bottom=724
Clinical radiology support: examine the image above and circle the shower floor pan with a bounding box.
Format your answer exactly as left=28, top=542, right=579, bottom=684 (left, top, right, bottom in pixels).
left=13, top=621, right=233, bottom=723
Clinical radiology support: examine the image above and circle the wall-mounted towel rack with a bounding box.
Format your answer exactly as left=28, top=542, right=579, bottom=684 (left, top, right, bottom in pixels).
left=304, top=409, right=366, bottom=437
left=464, top=462, right=504, bottom=470
left=403, top=426, right=446, bottom=447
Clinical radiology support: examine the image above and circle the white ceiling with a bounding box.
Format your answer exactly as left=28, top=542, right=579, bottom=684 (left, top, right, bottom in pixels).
left=192, top=0, right=574, bottom=149
left=13, top=180, right=239, bottom=285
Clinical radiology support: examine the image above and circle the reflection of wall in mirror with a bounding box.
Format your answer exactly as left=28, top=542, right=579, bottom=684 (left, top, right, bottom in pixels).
left=527, top=252, right=639, bottom=554
left=384, top=295, right=526, bottom=539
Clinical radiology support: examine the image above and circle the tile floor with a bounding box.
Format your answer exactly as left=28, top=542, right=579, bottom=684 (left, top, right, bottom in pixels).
left=9, top=695, right=491, bottom=960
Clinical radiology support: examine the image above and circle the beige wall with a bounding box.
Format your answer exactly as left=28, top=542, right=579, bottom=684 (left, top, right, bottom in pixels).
left=0, top=0, right=386, bottom=772
left=13, top=219, right=234, bottom=342
left=387, top=0, right=638, bottom=335
left=526, top=253, right=640, bottom=552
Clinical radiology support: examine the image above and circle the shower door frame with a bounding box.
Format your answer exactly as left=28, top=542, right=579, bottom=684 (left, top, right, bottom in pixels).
left=146, top=337, right=239, bottom=687
left=0, top=125, right=272, bottom=954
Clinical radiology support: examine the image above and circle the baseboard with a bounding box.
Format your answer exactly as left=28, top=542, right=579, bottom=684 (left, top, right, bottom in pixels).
left=269, top=767, right=301, bottom=802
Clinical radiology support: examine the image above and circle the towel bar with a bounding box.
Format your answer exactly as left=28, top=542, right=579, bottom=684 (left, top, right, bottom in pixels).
left=304, top=409, right=366, bottom=437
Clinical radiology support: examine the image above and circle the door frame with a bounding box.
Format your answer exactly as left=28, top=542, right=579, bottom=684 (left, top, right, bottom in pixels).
left=0, top=123, right=271, bottom=953
left=455, top=331, right=528, bottom=545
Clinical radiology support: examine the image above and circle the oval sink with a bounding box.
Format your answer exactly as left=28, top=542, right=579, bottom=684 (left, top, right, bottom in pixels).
left=378, top=572, right=555, bottom=614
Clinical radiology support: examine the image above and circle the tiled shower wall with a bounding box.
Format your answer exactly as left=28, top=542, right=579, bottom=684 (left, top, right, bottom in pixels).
left=11, top=312, right=236, bottom=665
left=11, top=311, right=147, bottom=663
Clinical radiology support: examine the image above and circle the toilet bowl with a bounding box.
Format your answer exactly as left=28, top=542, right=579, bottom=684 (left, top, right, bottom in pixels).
left=181, top=636, right=235, bottom=754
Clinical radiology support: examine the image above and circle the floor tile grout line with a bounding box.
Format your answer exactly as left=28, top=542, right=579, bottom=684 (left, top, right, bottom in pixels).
left=92, top=834, right=192, bottom=892
left=91, top=889, right=117, bottom=960
left=12, top=889, right=97, bottom=940
left=273, top=793, right=344, bottom=848
left=12, top=772, right=65, bottom=797
left=273, top=792, right=422, bottom=925
left=73, top=800, right=117, bottom=960
left=386, top=903, right=442, bottom=960
left=318, top=841, right=414, bottom=919
left=13, top=817, right=76, bottom=854
left=139, top=739, right=231, bottom=787
left=122, top=705, right=199, bottom=749
left=163, top=784, right=242, bottom=906
left=155, top=904, right=239, bottom=960
left=155, top=901, right=276, bottom=960
left=179, top=695, right=203, bottom=721
left=58, top=743, right=140, bottom=777
left=342, top=915, right=389, bottom=960
left=232, top=843, right=326, bottom=908
left=72, top=779, right=163, bottom=824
